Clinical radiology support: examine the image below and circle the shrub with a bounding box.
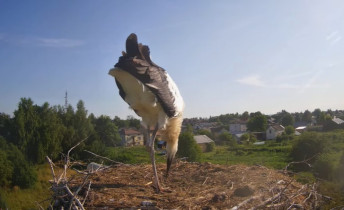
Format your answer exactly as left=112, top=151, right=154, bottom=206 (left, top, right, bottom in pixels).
left=335, top=152, right=344, bottom=183
left=206, top=142, right=215, bottom=152
left=290, top=132, right=327, bottom=171
left=0, top=150, right=13, bottom=186
left=313, top=154, right=335, bottom=180
left=7, top=145, right=37, bottom=188
left=177, top=132, right=202, bottom=162
left=294, top=172, right=316, bottom=184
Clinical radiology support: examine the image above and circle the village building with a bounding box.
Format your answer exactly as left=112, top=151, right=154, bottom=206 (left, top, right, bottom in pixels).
left=266, top=124, right=285, bottom=140
left=119, top=128, right=144, bottom=146
left=194, top=135, right=215, bottom=152
left=229, top=120, right=247, bottom=134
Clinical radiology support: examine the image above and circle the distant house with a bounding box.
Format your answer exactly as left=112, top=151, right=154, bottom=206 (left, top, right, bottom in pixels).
left=193, top=122, right=218, bottom=132
left=210, top=126, right=227, bottom=137
left=266, top=124, right=285, bottom=140
left=294, top=121, right=309, bottom=128
left=295, top=126, right=307, bottom=133
left=233, top=133, right=245, bottom=142
left=229, top=120, right=247, bottom=134
left=119, top=128, right=144, bottom=146
left=323, top=116, right=344, bottom=131
left=194, top=135, right=215, bottom=152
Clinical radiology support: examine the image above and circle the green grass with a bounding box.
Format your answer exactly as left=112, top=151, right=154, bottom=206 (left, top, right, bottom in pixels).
left=105, top=146, right=166, bottom=164
left=202, top=144, right=291, bottom=169
left=0, top=164, right=52, bottom=209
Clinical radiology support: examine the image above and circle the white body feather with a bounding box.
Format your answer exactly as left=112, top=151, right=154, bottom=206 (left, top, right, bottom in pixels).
left=109, top=67, right=184, bottom=161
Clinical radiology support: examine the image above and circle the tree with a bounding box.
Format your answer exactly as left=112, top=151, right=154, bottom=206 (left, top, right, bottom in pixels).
left=93, top=115, right=121, bottom=146
left=0, top=150, right=13, bottom=187
left=36, top=103, right=64, bottom=161
left=285, top=125, right=295, bottom=136
left=126, top=115, right=141, bottom=129
left=318, top=112, right=331, bottom=125
left=313, top=108, right=322, bottom=121
left=281, top=112, right=295, bottom=127
left=113, top=116, right=128, bottom=128
left=240, top=111, right=249, bottom=121
left=247, top=112, right=267, bottom=132
left=0, top=113, right=11, bottom=139
left=218, top=131, right=236, bottom=147
left=7, top=144, right=37, bottom=188
left=177, top=132, right=202, bottom=162
left=12, top=98, right=42, bottom=163
left=302, top=110, right=312, bottom=123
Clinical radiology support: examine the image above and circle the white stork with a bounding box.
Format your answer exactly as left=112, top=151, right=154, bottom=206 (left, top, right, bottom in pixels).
left=109, top=33, right=184, bottom=192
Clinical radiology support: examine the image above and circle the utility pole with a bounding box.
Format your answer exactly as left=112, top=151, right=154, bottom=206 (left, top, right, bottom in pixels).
left=64, top=91, right=68, bottom=112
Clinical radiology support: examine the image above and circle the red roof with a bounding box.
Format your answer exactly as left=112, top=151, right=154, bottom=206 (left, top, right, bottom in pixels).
left=121, top=128, right=141, bottom=135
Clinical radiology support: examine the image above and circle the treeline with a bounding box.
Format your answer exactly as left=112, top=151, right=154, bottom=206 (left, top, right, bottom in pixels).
left=0, top=97, right=140, bottom=188
left=185, top=109, right=344, bottom=127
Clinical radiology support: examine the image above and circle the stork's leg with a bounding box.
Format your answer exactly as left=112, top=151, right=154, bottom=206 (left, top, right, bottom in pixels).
left=149, top=124, right=161, bottom=193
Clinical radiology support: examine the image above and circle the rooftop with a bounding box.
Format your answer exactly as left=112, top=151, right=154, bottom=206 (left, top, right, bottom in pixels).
left=194, top=135, right=214, bottom=144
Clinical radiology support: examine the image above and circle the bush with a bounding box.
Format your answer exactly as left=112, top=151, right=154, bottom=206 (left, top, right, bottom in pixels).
left=290, top=132, right=327, bottom=170
left=7, top=145, right=37, bottom=188
left=335, top=152, right=344, bottom=183
left=0, top=150, right=13, bottom=186
left=0, top=193, right=7, bottom=209
left=206, top=142, right=215, bottom=152
left=313, top=154, right=335, bottom=180
left=177, top=132, right=202, bottom=162
left=294, top=172, right=316, bottom=184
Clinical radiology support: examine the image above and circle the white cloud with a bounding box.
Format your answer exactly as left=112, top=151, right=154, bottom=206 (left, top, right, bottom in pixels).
left=326, top=31, right=338, bottom=40
left=237, top=75, right=266, bottom=87
left=36, top=38, right=84, bottom=48
left=326, top=31, right=341, bottom=45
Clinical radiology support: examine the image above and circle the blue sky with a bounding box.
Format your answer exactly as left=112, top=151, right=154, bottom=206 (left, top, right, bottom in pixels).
left=0, top=1, right=343, bottom=118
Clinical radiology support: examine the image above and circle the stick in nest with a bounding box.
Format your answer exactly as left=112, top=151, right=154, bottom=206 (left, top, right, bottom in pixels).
left=44, top=137, right=95, bottom=209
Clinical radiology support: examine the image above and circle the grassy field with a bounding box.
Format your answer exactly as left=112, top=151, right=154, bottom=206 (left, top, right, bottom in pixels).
left=103, top=142, right=292, bottom=170
left=202, top=144, right=291, bottom=169
left=0, top=164, right=52, bottom=209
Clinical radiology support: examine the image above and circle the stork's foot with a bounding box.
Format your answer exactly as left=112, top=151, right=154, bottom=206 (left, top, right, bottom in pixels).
left=151, top=183, right=172, bottom=193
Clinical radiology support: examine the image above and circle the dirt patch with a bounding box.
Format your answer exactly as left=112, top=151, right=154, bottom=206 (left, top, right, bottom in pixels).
left=69, top=161, right=328, bottom=209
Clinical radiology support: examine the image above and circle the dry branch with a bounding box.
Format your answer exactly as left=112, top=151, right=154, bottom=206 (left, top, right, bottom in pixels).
left=283, top=154, right=319, bottom=173
left=43, top=137, right=104, bottom=209
left=84, top=149, right=126, bottom=166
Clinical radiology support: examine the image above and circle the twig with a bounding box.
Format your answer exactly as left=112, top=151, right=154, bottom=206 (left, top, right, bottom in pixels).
left=252, top=180, right=293, bottom=210
left=46, top=156, right=57, bottom=183
left=202, top=177, right=209, bottom=185
left=82, top=181, right=92, bottom=205
left=231, top=195, right=261, bottom=210
left=283, top=154, right=319, bottom=173
left=84, top=149, right=125, bottom=165
left=64, top=185, right=85, bottom=210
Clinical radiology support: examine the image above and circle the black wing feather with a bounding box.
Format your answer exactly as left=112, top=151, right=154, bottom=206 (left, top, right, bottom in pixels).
left=114, top=33, right=177, bottom=117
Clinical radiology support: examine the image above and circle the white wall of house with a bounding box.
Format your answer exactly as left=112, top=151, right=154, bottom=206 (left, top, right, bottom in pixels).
left=266, top=127, right=276, bottom=140
left=266, top=126, right=284, bottom=140
left=229, top=123, right=247, bottom=134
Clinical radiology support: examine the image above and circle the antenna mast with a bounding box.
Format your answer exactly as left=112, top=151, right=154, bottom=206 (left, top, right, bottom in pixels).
left=64, top=91, right=68, bottom=111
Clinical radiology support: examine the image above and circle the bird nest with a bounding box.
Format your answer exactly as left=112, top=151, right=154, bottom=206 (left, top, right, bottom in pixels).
left=55, top=161, right=331, bottom=209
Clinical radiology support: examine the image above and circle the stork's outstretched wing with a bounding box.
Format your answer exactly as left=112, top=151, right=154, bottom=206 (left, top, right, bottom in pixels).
left=114, top=33, right=179, bottom=118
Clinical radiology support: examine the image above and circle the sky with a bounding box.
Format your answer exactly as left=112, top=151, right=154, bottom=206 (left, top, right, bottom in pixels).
left=0, top=1, right=343, bottom=119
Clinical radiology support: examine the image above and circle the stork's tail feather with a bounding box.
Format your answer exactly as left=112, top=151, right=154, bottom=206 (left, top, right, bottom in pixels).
left=126, top=33, right=140, bottom=57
